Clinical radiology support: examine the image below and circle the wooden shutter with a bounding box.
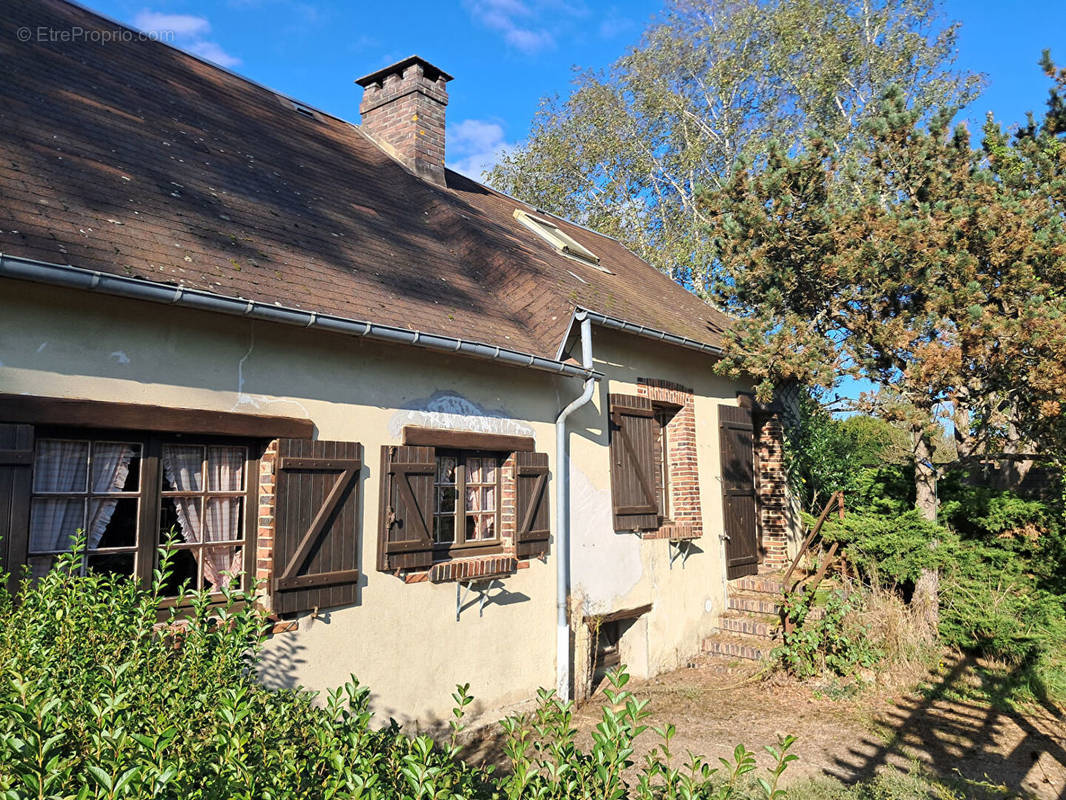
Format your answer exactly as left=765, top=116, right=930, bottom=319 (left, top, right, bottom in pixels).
left=515, top=450, right=550, bottom=557
left=0, top=423, right=34, bottom=595
left=719, top=405, right=759, bottom=579
left=378, top=445, right=436, bottom=571
left=608, top=394, right=659, bottom=531
left=273, top=439, right=362, bottom=614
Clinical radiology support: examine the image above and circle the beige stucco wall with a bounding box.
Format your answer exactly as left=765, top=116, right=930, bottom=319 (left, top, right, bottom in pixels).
left=0, top=279, right=755, bottom=723
left=566, top=327, right=754, bottom=690
left=0, top=280, right=568, bottom=725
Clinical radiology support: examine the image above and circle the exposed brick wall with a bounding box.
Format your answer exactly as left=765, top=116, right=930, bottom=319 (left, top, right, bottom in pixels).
left=500, top=451, right=517, bottom=550
left=429, top=556, right=518, bottom=583
left=637, top=378, right=703, bottom=539
left=255, top=439, right=279, bottom=611
left=358, top=61, right=449, bottom=185
left=755, top=414, right=789, bottom=569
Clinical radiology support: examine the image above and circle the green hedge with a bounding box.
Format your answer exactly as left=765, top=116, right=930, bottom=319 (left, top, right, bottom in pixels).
left=0, top=544, right=796, bottom=799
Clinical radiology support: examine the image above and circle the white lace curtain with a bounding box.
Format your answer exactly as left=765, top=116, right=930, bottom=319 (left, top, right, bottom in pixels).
left=161, top=445, right=243, bottom=589
left=29, top=440, right=134, bottom=577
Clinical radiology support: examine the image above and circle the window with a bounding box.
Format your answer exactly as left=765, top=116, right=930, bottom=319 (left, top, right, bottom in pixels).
left=513, top=209, right=612, bottom=272
left=26, top=432, right=254, bottom=597
left=433, top=451, right=500, bottom=549
left=29, top=439, right=143, bottom=579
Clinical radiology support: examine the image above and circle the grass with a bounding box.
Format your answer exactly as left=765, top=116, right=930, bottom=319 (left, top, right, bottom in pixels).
left=787, top=763, right=1014, bottom=800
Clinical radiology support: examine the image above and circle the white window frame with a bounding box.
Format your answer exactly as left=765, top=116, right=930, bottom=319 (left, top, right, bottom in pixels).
left=513, top=209, right=613, bottom=273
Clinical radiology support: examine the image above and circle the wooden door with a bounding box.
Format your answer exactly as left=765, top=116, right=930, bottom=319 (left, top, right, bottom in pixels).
left=719, top=405, right=758, bottom=579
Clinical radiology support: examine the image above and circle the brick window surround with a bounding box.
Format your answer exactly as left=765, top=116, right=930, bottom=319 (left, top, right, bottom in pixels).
left=636, top=378, right=702, bottom=540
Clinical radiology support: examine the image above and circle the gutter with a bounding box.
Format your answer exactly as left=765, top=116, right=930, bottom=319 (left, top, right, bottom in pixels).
left=578, top=309, right=725, bottom=358
left=554, top=311, right=597, bottom=702
left=0, top=253, right=601, bottom=381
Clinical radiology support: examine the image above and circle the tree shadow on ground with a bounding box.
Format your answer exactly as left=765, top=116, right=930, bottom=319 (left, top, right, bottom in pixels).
left=829, top=652, right=1066, bottom=798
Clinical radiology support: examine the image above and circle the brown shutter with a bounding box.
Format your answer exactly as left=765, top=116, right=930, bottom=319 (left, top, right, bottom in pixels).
left=515, top=450, right=550, bottom=557
left=272, top=439, right=363, bottom=614
left=719, top=405, right=759, bottom=579
left=378, top=445, right=436, bottom=571
left=608, top=394, right=659, bottom=531
left=0, top=423, right=34, bottom=595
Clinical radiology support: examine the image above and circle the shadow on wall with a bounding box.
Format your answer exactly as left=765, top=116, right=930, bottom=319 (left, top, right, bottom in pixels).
left=256, top=626, right=308, bottom=691
left=827, top=652, right=1066, bottom=798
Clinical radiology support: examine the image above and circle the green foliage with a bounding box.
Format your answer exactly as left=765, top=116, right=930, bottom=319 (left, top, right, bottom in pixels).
left=775, top=590, right=881, bottom=680
left=820, top=511, right=946, bottom=587
left=784, top=398, right=907, bottom=513
left=0, top=540, right=799, bottom=799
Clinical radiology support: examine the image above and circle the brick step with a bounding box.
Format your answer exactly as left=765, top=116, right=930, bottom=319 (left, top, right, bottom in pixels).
left=702, top=634, right=772, bottom=662
left=716, top=612, right=782, bottom=640
left=730, top=574, right=787, bottom=595
left=727, top=593, right=781, bottom=615
left=727, top=592, right=826, bottom=620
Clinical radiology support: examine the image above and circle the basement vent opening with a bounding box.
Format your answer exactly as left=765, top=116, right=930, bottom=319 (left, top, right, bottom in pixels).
left=514, top=209, right=613, bottom=273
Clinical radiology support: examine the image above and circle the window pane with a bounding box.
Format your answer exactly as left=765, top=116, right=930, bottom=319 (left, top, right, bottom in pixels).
left=466, top=486, right=481, bottom=512
left=159, top=547, right=199, bottom=595
left=160, top=496, right=202, bottom=544
left=91, top=443, right=140, bottom=493
left=467, top=458, right=482, bottom=484
left=437, top=486, right=457, bottom=514
left=33, top=440, right=88, bottom=493
left=207, top=447, right=245, bottom=491
left=162, top=445, right=204, bottom=492
left=202, top=546, right=243, bottom=591
left=29, top=497, right=85, bottom=553
left=436, top=456, right=456, bottom=485
left=483, top=460, right=497, bottom=483
left=482, top=515, right=496, bottom=539
left=28, top=554, right=60, bottom=580
left=434, top=514, right=455, bottom=544
left=483, top=486, right=496, bottom=512
left=88, top=552, right=135, bottom=578
left=204, top=498, right=243, bottom=543
left=89, top=497, right=139, bottom=549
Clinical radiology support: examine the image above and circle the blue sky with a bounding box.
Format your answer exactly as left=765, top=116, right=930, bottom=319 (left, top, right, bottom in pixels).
left=79, top=0, right=1066, bottom=179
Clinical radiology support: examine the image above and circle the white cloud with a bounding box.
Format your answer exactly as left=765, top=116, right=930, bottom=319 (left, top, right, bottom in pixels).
left=133, top=10, right=210, bottom=37
left=185, top=40, right=242, bottom=67
left=133, top=9, right=241, bottom=67
left=462, top=0, right=554, bottom=54
left=447, top=119, right=515, bottom=180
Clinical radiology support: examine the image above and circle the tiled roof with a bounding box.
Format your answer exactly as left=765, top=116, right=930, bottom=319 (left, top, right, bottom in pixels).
left=0, top=0, right=733, bottom=360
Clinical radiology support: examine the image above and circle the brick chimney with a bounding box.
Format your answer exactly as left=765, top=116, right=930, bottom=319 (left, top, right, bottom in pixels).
left=356, top=56, right=453, bottom=185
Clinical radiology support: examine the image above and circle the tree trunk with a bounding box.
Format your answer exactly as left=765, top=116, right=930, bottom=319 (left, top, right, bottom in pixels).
left=911, top=424, right=939, bottom=638
left=913, top=426, right=938, bottom=522
left=994, top=405, right=1035, bottom=491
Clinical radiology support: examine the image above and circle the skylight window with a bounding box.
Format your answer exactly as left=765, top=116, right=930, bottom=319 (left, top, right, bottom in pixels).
left=513, top=209, right=612, bottom=273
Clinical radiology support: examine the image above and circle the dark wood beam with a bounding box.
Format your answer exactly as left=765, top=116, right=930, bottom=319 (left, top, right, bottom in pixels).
left=0, top=394, right=313, bottom=439
left=402, top=426, right=535, bottom=452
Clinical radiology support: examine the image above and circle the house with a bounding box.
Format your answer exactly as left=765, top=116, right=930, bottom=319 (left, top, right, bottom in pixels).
left=0, top=0, right=798, bottom=722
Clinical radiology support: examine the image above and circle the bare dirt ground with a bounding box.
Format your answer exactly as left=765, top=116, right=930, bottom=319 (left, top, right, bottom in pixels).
left=561, top=652, right=1066, bottom=799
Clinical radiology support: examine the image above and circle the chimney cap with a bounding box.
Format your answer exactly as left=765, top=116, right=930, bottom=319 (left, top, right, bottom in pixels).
left=355, top=55, right=453, bottom=88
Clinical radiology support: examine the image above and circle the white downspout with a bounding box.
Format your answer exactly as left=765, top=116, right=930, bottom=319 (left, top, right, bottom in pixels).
left=555, top=311, right=596, bottom=701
